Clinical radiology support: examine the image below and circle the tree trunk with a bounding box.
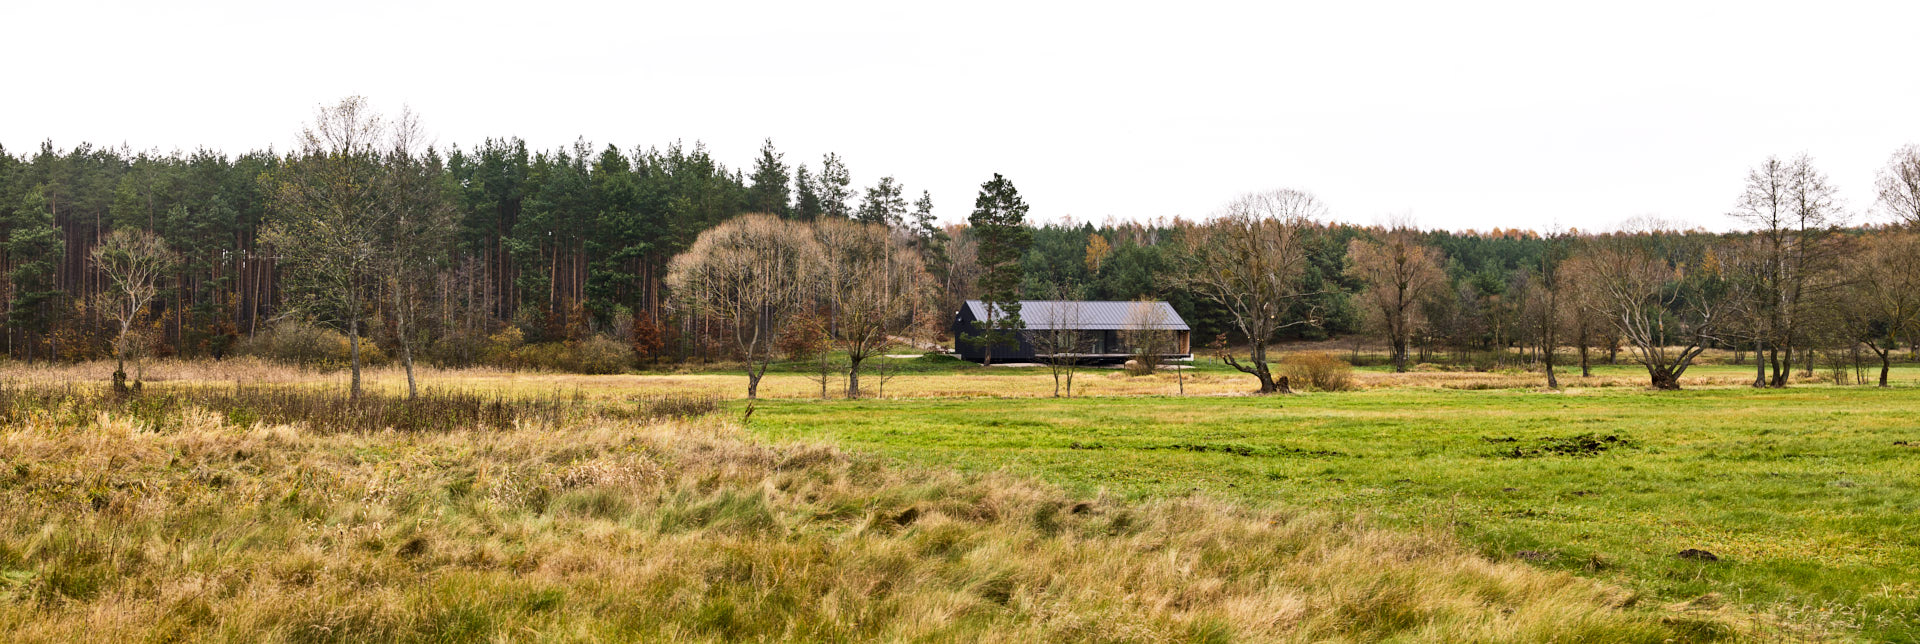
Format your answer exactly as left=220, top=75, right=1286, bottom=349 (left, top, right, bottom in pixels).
left=847, top=355, right=863, bottom=399
left=1544, top=345, right=1558, bottom=389
left=1769, top=347, right=1787, bottom=388
left=113, top=324, right=130, bottom=394
left=402, top=343, right=417, bottom=400
left=1650, top=368, right=1681, bottom=390
left=1391, top=335, right=1408, bottom=373
left=1753, top=341, right=1767, bottom=388
left=348, top=319, right=363, bottom=399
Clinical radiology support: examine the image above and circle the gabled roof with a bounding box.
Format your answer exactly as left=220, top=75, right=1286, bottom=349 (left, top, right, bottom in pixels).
left=962, top=300, right=1189, bottom=331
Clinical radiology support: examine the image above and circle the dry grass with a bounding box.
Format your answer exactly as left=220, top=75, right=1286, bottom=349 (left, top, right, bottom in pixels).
left=1, top=357, right=1855, bottom=402
left=0, top=386, right=1758, bottom=642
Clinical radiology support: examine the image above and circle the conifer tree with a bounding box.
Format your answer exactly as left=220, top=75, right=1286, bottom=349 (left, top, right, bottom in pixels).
left=856, top=176, right=906, bottom=227
left=746, top=138, right=791, bottom=217
left=7, top=186, right=64, bottom=359
left=793, top=164, right=822, bottom=221
left=966, top=173, right=1030, bottom=364
left=818, top=153, right=853, bottom=219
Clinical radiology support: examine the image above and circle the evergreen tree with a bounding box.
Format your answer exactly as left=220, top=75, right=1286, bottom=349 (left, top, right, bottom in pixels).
left=911, top=190, right=948, bottom=278
left=966, top=173, right=1031, bottom=364
left=792, top=163, right=822, bottom=221
left=855, top=176, right=906, bottom=227
left=745, top=138, right=791, bottom=217
left=818, top=153, right=853, bottom=219
left=8, top=186, right=66, bottom=359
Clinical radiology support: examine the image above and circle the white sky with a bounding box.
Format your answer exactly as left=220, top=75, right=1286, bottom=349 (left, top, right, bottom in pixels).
left=5, top=1, right=1917, bottom=232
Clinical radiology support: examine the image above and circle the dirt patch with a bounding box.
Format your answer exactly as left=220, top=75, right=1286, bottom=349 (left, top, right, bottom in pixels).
left=1486, top=434, right=1637, bottom=458
left=1068, top=441, right=1343, bottom=458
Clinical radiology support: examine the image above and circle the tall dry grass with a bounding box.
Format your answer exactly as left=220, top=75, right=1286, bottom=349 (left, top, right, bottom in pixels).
left=0, top=385, right=1768, bottom=642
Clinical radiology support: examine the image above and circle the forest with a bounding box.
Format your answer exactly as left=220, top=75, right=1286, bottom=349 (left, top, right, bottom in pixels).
left=5, top=98, right=1918, bottom=394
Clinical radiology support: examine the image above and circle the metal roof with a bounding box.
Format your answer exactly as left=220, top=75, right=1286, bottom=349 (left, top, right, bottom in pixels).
left=962, top=300, right=1189, bottom=331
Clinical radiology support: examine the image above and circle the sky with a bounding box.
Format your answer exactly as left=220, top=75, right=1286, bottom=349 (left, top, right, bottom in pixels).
left=5, top=0, right=1918, bottom=232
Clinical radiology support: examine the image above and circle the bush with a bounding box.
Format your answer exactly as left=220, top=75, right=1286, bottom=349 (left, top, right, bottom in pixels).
left=425, top=329, right=489, bottom=368
left=486, top=333, right=633, bottom=374
left=235, top=321, right=387, bottom=369
left=570, top=335, right=632, bottom=374
left=481, top=327, right=527, bottom=366
left=1284, top=352, right=1353, bottom=392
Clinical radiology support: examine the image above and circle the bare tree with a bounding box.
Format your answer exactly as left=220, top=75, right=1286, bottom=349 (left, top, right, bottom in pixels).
left=1876, top=144, right=1920, bottom=228
left=1174, top=190, right=1325, bottom=394
left=378, top=109, right=457, bottom=399
left=1841, top=231, right=1920, bottom=386
left=1121, top=297, right=1176, bottom=373
left=1028, top=293, right=1092, bottom=397
left=1730, top=154, right=1847, bottom=387
left=1345, top=219, right=1445, bottom=372
left=1519, top=232, right=1573, bottom=388
left=940, top=223, right=982, bottom=347
left=667, top=214, right=819, bottom=400
left=1710, top=236, right=1775, bottom=387
left=263, top=96, right=389, bottom=398
left=1559, top=252, right=1611, bottom=378
left=813, top=219, right=933, bottom=398
left=788, top=311, right=840, bottom=399
left=90, top=229, right=176, bottom=394
left=1577, top=224, right=1736, bottom=390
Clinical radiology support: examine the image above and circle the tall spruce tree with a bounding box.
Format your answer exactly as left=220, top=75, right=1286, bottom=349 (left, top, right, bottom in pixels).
left=966, top=173, right=1031, bottom=364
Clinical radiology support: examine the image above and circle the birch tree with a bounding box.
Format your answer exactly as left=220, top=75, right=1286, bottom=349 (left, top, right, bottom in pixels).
left=263, top=96, right=388, bottom=398
left=91, top=229, right=176, bottom=393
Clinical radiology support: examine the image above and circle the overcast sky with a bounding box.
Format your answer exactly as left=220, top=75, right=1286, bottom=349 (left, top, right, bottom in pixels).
left=6, top=1, right=1917, bottom=231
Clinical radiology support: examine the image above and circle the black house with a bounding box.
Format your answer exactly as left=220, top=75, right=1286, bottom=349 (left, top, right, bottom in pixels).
left=952, top=300, right=1192, bottom=363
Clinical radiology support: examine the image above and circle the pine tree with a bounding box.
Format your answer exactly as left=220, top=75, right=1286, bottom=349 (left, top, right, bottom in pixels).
left=966, top=173, right=1031, bottom=364
left=855, top=176, right=907, bottom=227
left=746, top=138, right=791, bottom=217
left=818, top=153, right=852, bottom=219
left=792, top=164, right=822, bottom=221
left=8, top=186, right=66, bottom=359
left=911, top=190, right=948, bottom=278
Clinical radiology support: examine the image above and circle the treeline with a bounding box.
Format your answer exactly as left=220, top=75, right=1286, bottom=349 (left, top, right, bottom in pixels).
left=6, top=98, right=1920, bottom=394
left=0, top=101, right=944, bottom=374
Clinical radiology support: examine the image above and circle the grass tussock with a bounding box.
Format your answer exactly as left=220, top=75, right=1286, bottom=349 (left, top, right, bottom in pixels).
left=1283, top=352, right=1355, bottom=392
left=0, top=386, right=1752, bottom=642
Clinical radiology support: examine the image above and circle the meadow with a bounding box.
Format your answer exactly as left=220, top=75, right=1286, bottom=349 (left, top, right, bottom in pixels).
left=747, top=367, right=1920, bottom=641
left=2, top=356, right=1915, bottom=641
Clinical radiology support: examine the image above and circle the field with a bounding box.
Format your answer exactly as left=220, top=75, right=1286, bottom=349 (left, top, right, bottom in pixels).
left=3, top=357, right=1917, bottom=641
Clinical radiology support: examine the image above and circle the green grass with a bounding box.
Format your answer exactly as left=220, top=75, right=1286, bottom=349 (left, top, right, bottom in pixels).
left=751, top=384, right=1920, bottom=640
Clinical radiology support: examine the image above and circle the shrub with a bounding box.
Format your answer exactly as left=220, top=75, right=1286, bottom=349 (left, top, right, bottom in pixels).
left=570, top=335, right=632, bottom=374
left=491, top=334, right=633, bottom=374
left=1283, top=352, right=1353, bottom=392
left=424, top=329, right=489, bottom=368
left=235, top=321, right=386, bottom=369
left=481, top=327, right=527, bottom=367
